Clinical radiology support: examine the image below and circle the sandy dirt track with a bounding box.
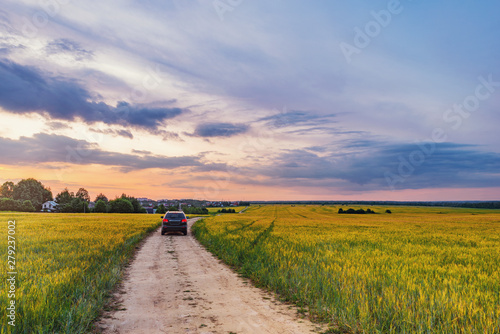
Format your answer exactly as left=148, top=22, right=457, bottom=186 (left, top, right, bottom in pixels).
left=97, top=218, right=323, bottom=334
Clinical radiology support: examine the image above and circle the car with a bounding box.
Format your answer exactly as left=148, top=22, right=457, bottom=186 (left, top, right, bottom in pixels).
left=161, top=211, right=188, bottom=235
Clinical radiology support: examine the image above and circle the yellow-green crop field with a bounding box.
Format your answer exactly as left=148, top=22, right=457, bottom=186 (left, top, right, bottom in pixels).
left=0, top=213, right=160, bottom=334
left=192, top=205, right=500, bottom=333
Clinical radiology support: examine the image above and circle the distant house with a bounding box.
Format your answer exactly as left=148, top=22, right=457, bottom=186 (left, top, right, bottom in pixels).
left=42, top=201, right=58, bottom=212
left=88, top=201, right=96, bottom=209
left=145, top=207, right=157, bottom=214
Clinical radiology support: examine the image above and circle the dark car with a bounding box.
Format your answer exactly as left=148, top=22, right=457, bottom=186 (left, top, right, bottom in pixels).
left=161, top=211, right=188, bottom=235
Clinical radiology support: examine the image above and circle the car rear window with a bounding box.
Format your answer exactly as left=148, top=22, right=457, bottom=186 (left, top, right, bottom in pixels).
left=166, top=213, right=185, bottom=219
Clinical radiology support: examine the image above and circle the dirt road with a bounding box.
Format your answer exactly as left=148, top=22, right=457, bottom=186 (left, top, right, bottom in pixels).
left=97, top=218, right=323, bottom=334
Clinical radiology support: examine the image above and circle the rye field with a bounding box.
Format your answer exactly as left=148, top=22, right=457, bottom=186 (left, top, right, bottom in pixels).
left=192, top=205, right=500, bottom=333
left=0, top=213, right=161, bottom=334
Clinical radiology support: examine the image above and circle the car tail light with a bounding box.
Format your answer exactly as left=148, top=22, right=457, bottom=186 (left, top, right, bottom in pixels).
left=163, top=219, right=169, bottom=223
left=181, top=219, right=187, bottom=223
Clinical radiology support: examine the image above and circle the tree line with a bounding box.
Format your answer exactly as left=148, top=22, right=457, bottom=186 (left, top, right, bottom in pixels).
left=217, top=208, right=237, bottom=213
left=0, top=178, right=52, bottom=212
left=338, top=208, right=377, bottom=214
left=0, top=178, right=145, bottom=213
left=155, top=205, right=208, bottom=215
left=252, top=200, right=500, bottom=209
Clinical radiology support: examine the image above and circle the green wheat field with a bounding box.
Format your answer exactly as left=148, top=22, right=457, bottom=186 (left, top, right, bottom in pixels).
left=1, top=206, right=499, bottom=333
left=193, top=205, right=500, bottom=333
left=0, top=213, right=160, bottom=334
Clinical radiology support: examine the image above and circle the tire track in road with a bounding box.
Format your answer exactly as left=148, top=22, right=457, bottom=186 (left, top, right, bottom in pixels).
left=97, top=218, right=323, bottom=334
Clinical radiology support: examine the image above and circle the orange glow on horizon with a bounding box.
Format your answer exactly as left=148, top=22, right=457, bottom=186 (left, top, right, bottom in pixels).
left=1, top=164, right=499, bottom=202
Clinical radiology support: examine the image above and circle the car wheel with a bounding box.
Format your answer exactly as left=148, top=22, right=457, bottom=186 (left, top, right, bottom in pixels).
left=161, top=229, right=165, bottom=235
left=183, top=231, right=187, bottom=236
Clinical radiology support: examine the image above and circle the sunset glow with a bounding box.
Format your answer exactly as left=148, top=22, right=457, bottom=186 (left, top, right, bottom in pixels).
left=1, top=1, right=499, bottom=201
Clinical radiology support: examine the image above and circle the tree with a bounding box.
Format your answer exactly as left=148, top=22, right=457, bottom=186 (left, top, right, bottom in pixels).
left=22, top=200, right=35, bottom=212
left=43, top=187, right=53, bottom=202
left=184, top=207, right=208, bottom=215
left=58, top=198, right=89, bottom=213
left=55, top=188, right=74, bottom=206
left=386, top=209, right=392, bottom=214
left=0, top=181, right=15, bottom=198
left=156, top=204, right=167, bottom=214
left=12, top=178, right=49, bottom=210
left=120, top=194, right=142, bottom=213
left=94, top=200, right=107, bottom=213
left=75, top=188, right=90, bottom=202
left=109, top=198, right=134, bottom=213
left=0, top=198, right=21, bottom=211
left=94, top=193, right=108, bottom=203
left=71, top=198, right=89, bottom=213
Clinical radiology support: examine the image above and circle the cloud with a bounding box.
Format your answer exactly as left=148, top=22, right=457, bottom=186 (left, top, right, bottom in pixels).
left=89, top=127, right=182, bottom=141
left=45, top=38, right=94, bottom=61
left=0, top=59, right=184, bottom=131
left=132, top=149, right=152, bottom=155
left=0, top=133, right=208, bottom=172
left=46, top=121, right=72, bottom=130
left=116, top=129, right=134, bottom=139
left=1, top=1, right=499, bottom=200
left=115, top=101, right=183, bottom=128
left=148, top=129, right=182, bottom=141
left=254, top=142, right=500, bottom=191
left=0, top=9, right=15, bottom=34
left=89, top=128, right=134, bottom=139
left=375, top=143, right=500, bottom=189
left=191, top=122, right=249, bottom=138
left=258, top=110, right=337, bottom=129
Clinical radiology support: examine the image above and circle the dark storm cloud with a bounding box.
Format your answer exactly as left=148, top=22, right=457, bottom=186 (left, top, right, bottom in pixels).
left=0, top=133, right=206, bottom=172
left=0, top=59, right=184, bottom=130
left=45, top=38, right=94, bottom=61
left=257, top=142, right=500, bottom=190
left=191, top=122, right=249, bottom=138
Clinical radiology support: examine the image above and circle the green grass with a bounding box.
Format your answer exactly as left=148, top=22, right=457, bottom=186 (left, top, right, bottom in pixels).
left=0, top=213, right=161, bottom=334
left=192, top=205, right=500, bottom=333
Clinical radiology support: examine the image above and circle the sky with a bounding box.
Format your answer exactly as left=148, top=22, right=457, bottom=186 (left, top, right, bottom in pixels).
left=0, top=0, right=499, bottom=201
